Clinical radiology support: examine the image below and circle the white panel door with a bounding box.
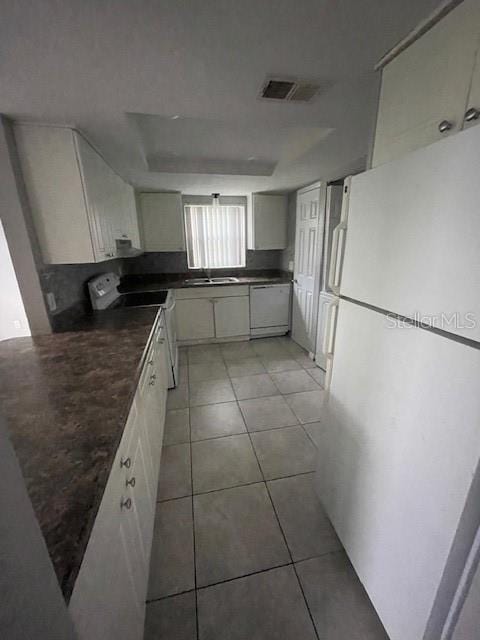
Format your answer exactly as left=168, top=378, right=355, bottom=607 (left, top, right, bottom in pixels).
left=342, top=124, right=480, bottom=342
left=292, top=184, right=325, bottom=352
left=175, top=298, right=215, bottom=341
left=214, top=296, right=250, bottom=338
left=317, top=299, right=480, bottom=640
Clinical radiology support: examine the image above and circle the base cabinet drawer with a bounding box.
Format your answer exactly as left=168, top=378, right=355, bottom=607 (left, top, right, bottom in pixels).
left=69, top=318, right=168, bottom=640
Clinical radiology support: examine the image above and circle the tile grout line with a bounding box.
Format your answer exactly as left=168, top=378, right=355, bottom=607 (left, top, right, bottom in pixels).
left=146, top=548, right=344, bottom=605
left=246, top=422, right=321, bottom=640
left=236, top=339, right=322, bottom=640
left=177, top=339, right=322, bottom=637
left=155, top=469, right=316, bottom=504
left=301, top=423, right=319, bottom=449
left=186, top=349, right=200, bottom=640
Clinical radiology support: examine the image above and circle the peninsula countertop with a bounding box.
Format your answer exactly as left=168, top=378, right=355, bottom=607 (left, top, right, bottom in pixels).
left=0, top=306, right=159, bottom=600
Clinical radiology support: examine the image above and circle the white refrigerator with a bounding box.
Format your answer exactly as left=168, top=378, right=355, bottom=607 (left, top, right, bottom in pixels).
left=317, top=124, right=480, bottom=640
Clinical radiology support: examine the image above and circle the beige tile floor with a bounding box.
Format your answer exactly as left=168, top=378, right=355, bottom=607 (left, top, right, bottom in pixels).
left=145, top=337, right=389, bottom=640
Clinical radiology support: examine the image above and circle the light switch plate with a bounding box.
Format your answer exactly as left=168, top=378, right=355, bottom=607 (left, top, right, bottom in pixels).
left=288, top=260, right=294, bottom=271
left=46, top=292, right=57, bottom=312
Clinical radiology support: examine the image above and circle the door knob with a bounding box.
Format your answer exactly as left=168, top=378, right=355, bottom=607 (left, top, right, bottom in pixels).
left=465, top=107, right=480, bottom=122
left=438, top=120, right=453, bottom=133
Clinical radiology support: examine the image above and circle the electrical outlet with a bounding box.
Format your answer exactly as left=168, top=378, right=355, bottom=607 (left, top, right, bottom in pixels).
left=46, top=292, right=57, bottom=312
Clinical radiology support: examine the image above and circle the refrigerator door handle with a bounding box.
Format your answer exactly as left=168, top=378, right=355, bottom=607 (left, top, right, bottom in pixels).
left=323, top=298, right=339, bottom=357
left=328, top=222, right=347, bottom=295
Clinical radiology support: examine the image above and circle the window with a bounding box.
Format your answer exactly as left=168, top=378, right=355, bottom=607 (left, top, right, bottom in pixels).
left=184, top=204, right=246, bottom=269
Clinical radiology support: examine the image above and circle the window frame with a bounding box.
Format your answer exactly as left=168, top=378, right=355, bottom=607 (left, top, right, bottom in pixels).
left=183, top=203, right=247, bottom=270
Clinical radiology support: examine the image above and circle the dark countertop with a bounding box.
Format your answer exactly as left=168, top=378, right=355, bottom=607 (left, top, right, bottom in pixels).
left=118, top=270, right=292, bottom=293
left=0, top=307, right=158, bottom=600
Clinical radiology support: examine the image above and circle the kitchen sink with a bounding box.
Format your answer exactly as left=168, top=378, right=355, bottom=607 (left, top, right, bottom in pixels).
left=184, top=276, right=240, bottom=285
left=184, top=278, right=211, bottom=285
left=209, top=277, right=239, bottom=284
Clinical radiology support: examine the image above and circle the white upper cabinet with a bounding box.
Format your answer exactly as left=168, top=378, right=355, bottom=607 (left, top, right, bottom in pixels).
left=372, top=0, right=480, bottom=167
left=464, top=44, right=480, bottom=129
left=111, top=178, right=141, bottom=248
left=14, top=124, right=140, bottom=264
left=248, top=194, right=287, bottom=250
left=138, top=193, right=185, bottom=252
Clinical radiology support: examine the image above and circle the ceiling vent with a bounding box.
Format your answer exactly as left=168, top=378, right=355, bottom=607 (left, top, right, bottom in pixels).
left=259, top=78, right=321, bottom=103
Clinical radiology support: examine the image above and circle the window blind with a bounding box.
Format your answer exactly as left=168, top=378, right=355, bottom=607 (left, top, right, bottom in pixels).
left=184, top=204, right=246, bottom=269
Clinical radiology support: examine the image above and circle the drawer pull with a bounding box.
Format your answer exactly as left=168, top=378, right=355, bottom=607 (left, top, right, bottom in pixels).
left=120, top=497, right=132, bottom=510
left=438, top=120, right=453, bottom=133
left=465, top=107, right=480, bottom=122
left=126, top=477, right=136, bottom=488
left=147, top=359, right=154, bottom=365
left=120, top=457, right=131, bottom=469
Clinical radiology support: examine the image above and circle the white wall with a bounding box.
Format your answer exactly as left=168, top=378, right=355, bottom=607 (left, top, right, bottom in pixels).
left=0, top=116, right=51, bottom=335
left=0, top=219, right=30, bottom=340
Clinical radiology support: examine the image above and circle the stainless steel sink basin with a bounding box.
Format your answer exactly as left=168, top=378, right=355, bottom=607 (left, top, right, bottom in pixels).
left=184, top=278, right=211, bottom=285
left=184, top=276, right=240, bottom=285
left=209, top=277, right=239, bottom=284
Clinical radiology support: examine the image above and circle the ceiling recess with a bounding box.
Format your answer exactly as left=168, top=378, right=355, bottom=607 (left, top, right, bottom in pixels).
left=259, top=78, right=321, bottom=102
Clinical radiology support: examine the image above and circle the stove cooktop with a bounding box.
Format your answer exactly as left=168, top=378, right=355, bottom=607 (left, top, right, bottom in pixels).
left=111, top=290, right=169, bottom=308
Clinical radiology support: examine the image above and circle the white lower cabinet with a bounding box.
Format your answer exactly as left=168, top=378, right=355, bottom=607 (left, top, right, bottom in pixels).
left=69, top=312, right=167, bottom=640
left=214, top=296, right=250, bottom=338
left=174, top=286, right=250, bottom=342
left=175, top=298, right=215, bottom=341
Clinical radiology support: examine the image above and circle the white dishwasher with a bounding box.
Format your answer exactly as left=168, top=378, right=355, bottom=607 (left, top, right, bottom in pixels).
left=250, top=283, right=291, bottom=337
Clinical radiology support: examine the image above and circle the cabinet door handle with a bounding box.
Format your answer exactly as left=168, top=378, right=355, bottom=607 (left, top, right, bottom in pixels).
left=438, top=120, right=453, bottom=133
left=126, top=477, right=136, bottom=488
left=120, top=457, right=131, bottom=469
left=465, top=107, right=480, bottom=122
left=120, top=497, right=132, bottom=510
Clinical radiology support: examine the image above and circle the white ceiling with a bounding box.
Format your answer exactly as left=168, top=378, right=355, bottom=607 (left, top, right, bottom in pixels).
left=1, top=0, right=440, bottom=195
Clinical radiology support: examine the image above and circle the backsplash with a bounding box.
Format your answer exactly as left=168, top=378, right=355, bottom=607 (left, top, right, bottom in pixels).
left=42, top=249, right=285, bottom=328
left=40, top=258, right=124, bottom=316
left=122, top=250, right=283, bottom=275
